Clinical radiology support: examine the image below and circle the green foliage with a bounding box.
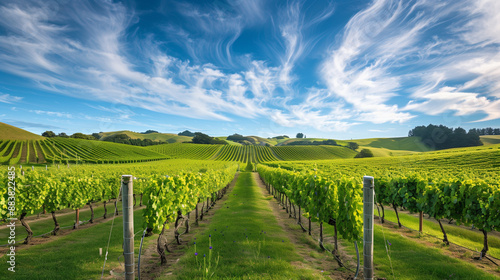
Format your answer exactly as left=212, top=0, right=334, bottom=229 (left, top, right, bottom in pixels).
left=226, top=133, right=258, bottom=144
left=142, top=165, right=237, bottom=233
left=409, top=124, right=482, bottom=150
left=296, top=133, right=304, bottom=138
left=192, top=132, right=227, bottom=145
left=271, top=145, right=357, bottom=161
left=347, top=142, right=359, bottom=150
left=178, top=130, right=195, bottom=137
left=245, top=161, right=253, bottom=171
left=102, top=133, right=164, bottom=146
left=257, top=165, right=363, bottom=242
left=214, top=145, right=279, bottom=162
left=70, top=133, right=96, bottom=140
left=355, top=148, right=374, bottom=158
left=148, top=143, right=222, bottom=160
left=42, top=131, right=56, bottom=137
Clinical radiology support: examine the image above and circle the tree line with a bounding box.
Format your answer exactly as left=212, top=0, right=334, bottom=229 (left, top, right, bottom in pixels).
left=408, top=124, right=484, bottom=150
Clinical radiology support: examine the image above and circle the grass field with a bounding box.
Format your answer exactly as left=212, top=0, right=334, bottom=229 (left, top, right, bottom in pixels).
left=99, top=130, right=192, bottom=143
left=166, top=172, right=331, bottom=279
left=480, top=135, right=500, bottom=145
left=0, top=122, right=45, bottom=140
left=0, top=208, right=147, bottom=279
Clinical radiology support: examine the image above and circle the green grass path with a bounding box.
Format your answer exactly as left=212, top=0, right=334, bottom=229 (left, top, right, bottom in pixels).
left=0, top=207, right=148, bottom=279
left=379, top=207, right=500, bottom=259
left=165, top=172, right=328, bottom=279
left=0, top=201, right=124, bottom=244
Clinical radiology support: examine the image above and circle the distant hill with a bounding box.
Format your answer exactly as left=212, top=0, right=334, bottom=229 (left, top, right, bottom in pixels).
left=99, top=130, right=192, bottom=143
left=336, top=136, right=430, bottom=157
left=0, top=122, right=45, bottom=140
left=217, top=135, right=278, bottom=146
left=278, top=136, right=429, bottom=157
left=480, top=135, right=500, bottom=145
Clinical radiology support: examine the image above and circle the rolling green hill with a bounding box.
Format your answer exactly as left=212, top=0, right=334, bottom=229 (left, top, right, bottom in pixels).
left=480, top=135, right=500, bottom=145
left=148, top=143, right=222, bottom=159
left=99, top=130, right=192, bottom=143
left=0, top=122, right=45, bottom=140
left=271, top=145, right=357, bottom=161
left=279, top=136, right=429, bottom=157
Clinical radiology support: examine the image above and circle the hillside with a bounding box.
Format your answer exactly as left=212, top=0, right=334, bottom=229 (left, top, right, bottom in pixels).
left=275, top=136, right=429, bottom=157
left=0, top=122, right=45, bottom=140
left=271, top=145, right=357, bottom=161
left=99, top=130, right=192, bottom=143
left=216, top=135, right=278, bottom=146
left=480, top=135, right=500, bottom=145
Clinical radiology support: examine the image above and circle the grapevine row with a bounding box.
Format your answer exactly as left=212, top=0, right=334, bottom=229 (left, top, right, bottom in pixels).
left=256, top=164, right=363, bottom=257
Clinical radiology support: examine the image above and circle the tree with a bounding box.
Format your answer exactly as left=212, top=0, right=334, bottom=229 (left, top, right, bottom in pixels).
left=296, top=133, right=304, bottom=138
left=42, top=131, right=56, bottom=137
left=58, top=133, right=68, bottom=138
left=142, top=130, right=159, bottom=134
left=178, top=130, right=195, bottom=137
left=92, top=133, right=101, bottom=140
left=71, top=133, right=90, bottom=139
left=355, top=149, right=374, bottom=158
left=409, top=124, right=483, bottom=150
left=192, top=132, right=227, bottom=144
left=347, top=142, right=359, bottom=150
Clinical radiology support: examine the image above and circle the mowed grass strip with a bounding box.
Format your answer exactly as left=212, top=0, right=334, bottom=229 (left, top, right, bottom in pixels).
left=324, top=222, right=499, bottom=279
left=0, top=201, right=124, bottom=244
left=0, top=209, right=148, bottom=279
left=380, top=207, right=500, bottom=259
left=165, top=172, right=328, bottom=280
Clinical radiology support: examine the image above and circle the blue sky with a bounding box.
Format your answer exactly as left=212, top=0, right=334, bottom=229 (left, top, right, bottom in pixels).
left=0, top=0, right=499, bottom=139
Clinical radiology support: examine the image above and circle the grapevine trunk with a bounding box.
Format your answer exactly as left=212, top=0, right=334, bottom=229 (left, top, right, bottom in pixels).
left=51, top=211, right=60, bottom=235
left=437, top=219, right=450, bottom=245
left=20, top=212, right=33, bottom=244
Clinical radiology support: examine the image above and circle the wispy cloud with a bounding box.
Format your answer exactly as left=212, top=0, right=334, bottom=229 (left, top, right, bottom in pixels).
left=30, top=110, right=72, bottom=118
left=0, top=0, right=499, bottom=135
left=0, top=93, right=22, bottom=104
left=320, top=0, right=500, bottom=124
left=2, top=119, right=61, bottom=130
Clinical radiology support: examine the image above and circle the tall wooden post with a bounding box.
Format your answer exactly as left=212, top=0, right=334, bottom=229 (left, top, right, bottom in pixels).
left=363, top=176, right=374, bottom=280
left=419, top=212, right=423, bottom=233
left=122, top=175, right=135, bottom=280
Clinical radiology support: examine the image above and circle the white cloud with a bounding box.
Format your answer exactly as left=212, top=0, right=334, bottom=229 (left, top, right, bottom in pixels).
left=321, top=0, right=500, bottom=124
left=1, top=0, right=499, bottom=135
left=0, top=93, right=22, bottom=104
left=30, top=110, right=72, bottom=118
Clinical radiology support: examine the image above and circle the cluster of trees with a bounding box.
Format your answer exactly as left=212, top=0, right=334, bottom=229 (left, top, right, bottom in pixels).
left=347, top=142, right=359, bottom=150
left=354, top=149, right=374, bottom=158
left=408, top=124, right=482, bottom=150
left=101, top=134, right=165, bottom=146
left=142, top=130, right=159, bottom=134
left=42, top=131, right=97, bottom=140
left=469, top=127, right=500, bottom=135
left=178, top=130, right=195, bottom=137
left=287, top=139, right=338, bottom=146
left=296, top=133, right=305, bottom=138
left=226, top=134, right=258, bottom=145
left=270, top=135, right=289, bottom=140
left=192, top=132, right=227, bottom=144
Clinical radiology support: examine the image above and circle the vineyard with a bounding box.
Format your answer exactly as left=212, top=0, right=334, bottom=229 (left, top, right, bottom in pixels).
left=148, top=143, right=222, bottom=159
left=1, top=127, right=500, bottom=279
left=0, top=139, right=362, bottom=165
left=0, top=138, right=168, bottom=165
